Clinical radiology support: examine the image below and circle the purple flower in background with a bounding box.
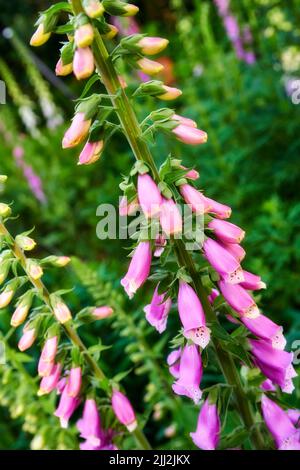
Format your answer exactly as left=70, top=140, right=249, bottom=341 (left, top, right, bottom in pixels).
left=13, top=145, right=47, bottom=203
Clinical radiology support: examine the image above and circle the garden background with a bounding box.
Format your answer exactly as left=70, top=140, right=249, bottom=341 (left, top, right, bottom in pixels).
left=0, top=0, right=300, bottom=450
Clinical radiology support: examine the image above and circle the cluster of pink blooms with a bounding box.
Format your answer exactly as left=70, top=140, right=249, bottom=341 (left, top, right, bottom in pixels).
left=214, top=0, right=256, bottom=65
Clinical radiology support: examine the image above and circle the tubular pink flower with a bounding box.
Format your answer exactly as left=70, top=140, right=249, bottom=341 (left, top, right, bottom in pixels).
left=75, top=24, right=94, bottom=48
left=203, top=238, right=244, bottom=284
left=180, top=184, right=210, bottom=214
left=62, top=112, right=91, bottom=149
left=219, top=242, right=246, bottom=262
left=143, top=284, right=172, bottom=333
left=239, top=270, right=266, bottom=290
left=73, top=47, right=95, bottom=80
left=159, top=197, right=182, bottom=236
left=172, top=344, right=203, bottom=404
left=66, top=367, right=82, bottom=398
left=119, top=196, right=139, bottom=216
left=78, top=140, right=103, bottom=165
left=93, top=306, right=114, bottom=319
left=204, top=197, right=232, bottom=219
left=241, top=314, right=286, bottom=350
left=111, top=390, right=137, bottom=432
left=55, top=58, right=73, bottom=76
left=18, top=328, right=36, bottom=352
left=167, top=348, right=181, bottom=379
left=77, top=399, right=103, bottom=447
left=121, top=241, right=152, bottom=298
left=173, top=125, right=208, bottom=145
left=190, top=398, right=221, bottom=450
left=38, top=363, right=61, bottom=396
left=178, top=281, right=211, bottom=348
left=172, top=114, right=197, bottom=128
left=137, top=173, right=162, bottom=218
left=261, top=395, right=300, bottom=450
left=41, top=336, right=58, bottom=363
left=54, top=385, right=80, bottom=428
left=208, top=219, right=245, bottom=244
left=250, top=339, right=296, bottom=393
left=219, top=281, right=259, bottom=317
left=138, top=37, right=169, bottom=55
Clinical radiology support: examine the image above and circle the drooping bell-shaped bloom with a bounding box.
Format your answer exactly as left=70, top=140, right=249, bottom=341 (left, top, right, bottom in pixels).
left=138, top=37, right=169, bottom=55
left=38, top=363, right=61, bottom=396
left=93, top=306, right=114, bottom=320
left=77, top=399, right=102, bottom=447
left=66, top=367, right=82, bottom=398
left=241, top=314, right=286, bottom=350
left=159, top=197, right=182, bottom=236
left=167, top=348, right=181, bottom=379
left=261, top=395, right=300, bottom=450
left=157, top=85, right=182, bottom=100
left=172, top=344, right=203, bottom=404
left=78, top=140, right=103, bottom=165
left=41, top=336, right=58, bottom=363
left=219, top=241, right=246, bottom=262
left=119, top=196, right=139, bottom=216
left=83, top=0, right=105, bottom=18
left=178, top=281, right=211, bottom=347
left=137, top=174, right=162, bottom=219
left=38, top=356, right=54, bottom=377
left=18, top=328, right=36, bottom=352
left=190, top=398, right=221, bottom=450
left=62, top=112, right=91, bottom=149
left=137, top=58, right=164, bottom=76
left=208, top=219, right=245, bottom=244
left=11, top=292, right=33, bottom=327
left=203, top=238, right=244, bottom=284
left=30, top=23, right=51, bottom=47
left=204, top=197, right=232, bottom=219
left=260, top=379, right=276, bottom=392
left=250, top=339, right=296, bottom=393
left=172, top=114, right=197, bottom=128
left=54, top=385, right=80, bottom=428
left=143, top=284, right=172, bottom=333
left=173, top=125, right=208, bottom=145
left=55, top=58, right=73, bottom=76
left=111, top=390, right=137, bottom=432
left=75, top=23, right=94, bottom=48
left=287, top=410, right=300, bottom=426
left=239, top=270, right=266, bottom=290
left=121, top=241, right=152, bottom=298
left=180, top=184, right=210, bottom=214
left=73, top=47, right=95, bottom=80
left=219, top=281, right=259, bottom=317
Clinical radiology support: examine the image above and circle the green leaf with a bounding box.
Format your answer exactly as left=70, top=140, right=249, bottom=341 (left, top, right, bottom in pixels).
left=79, top=75, right=101, bottom=100
left=219, top=426, right=249, bottom=450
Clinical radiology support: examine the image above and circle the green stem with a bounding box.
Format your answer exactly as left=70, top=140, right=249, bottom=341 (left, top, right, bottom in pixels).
left=0, top=220, right=151, bottom=450
left=70, top=0, right=264, bottom=449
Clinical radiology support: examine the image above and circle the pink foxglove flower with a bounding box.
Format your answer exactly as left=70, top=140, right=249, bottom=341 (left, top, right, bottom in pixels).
left=119, top=196, right=139, bottom=216
left=172, top=344, right=203, bottom=404
left=250, top=339, right=296, bottom=393
left=66, top=367, right=82, bottom=398
left=38, top=364, right=61, bottom=396
left=18, top=328, right=36, bottom=352
left=204, top=197, right=232, bottom=219
left=261, top=395, right=300, bottom=450
left=78, top=140, right=103, bottom=165
left=143, top=284, right=172, bottom=333
left=121, top=241, right=152, bottom=298
left=178, top=281, right=211, bottom=348
left=260, top=379, right=276, bottom=392
left=219, top=241, right=246, bottom=262
left=54, top=385, right=80, bottom=428
left=62, top=112, right=91, bottom=149
left=159, top=197, right=182, bottom=236
left=38, top=356, right=54, bottom=377
left=93, top=306, right=114, bottom=319
left=190, top=398, right=221, bottom=450
left=167, top=348, right=181, bottom=379
left=172, top=125, right=208, bottom=145
left=111, top=390, right=137, bottom=432
left=73, top=47, right=95, bottom=80
left=137, top=58, right=164, bottom=76
left=219, top=281, right=259, bottom=317
left=77, top=399, right=102, bottom=447
left=53, top=300, right=72, bottom=324
left=208, top=219, right=245, bottom=244
left=180, top=184, right=210, bottom=214
left=75, top=24, right=94, bottom=48
left=203, top=238, right=244, bottom=284
left=157, top=85, right=182, bottom=100
left=55, top=58, right=73, bottom=76
left=138, top=37, right=169, bottom=55
left=41, top=336, right=58, bottom=363
left=137, top=173, right=162, bottom=219
left=172, top=114, right=197, bottom=128
left=241, top=314, right=286, bottom=350
left=179, top=165, right=199, bottom=180
left=239, top=270, right=266, bottom=290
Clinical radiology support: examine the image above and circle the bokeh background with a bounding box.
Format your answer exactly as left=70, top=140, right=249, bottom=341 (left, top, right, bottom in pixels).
left=0, top=0, right=300, bottom=450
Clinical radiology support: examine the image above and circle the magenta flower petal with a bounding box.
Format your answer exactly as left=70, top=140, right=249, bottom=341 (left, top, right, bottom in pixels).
left=144, top=284, right=172, bottom=333
left=121, top=241, right=152, bottom=298
left=203, top=238, right=244, bottom=284
left=190, top=398, right=220, bottom=450
left=172, top=344, right=202, bottom=404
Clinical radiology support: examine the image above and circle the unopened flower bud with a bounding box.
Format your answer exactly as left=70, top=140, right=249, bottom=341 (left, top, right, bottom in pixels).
left=157, top=85, right=182, bottom=100
left=55, top=58, right=73, bottom=76
left=51, top=256, right=71, bottom=267
left=75, top=23, right=94, bottom=48
left=83, top=0, right=105, bottom=18
left=103, top=24, right=118, bottom=39
left=0, top=175, right=8, bottom=183
left=15, top=234, right=36, bottom=251
left=26, top=260, right=43, bottom=280
left=172, top=114, right=197, bottom=128
left=0, top=203, right=12, bottom=218
left=52, top=298, right=72, bottom=324
left=73, top=47, right=95, bottom=80
left=0, top=260, right=10, bottom=285
left=138, top=37, right=169, bottom=55
left=137, top=58, right=164, bottom=76
left=93, top=306, right=114, bottom=319
left=18, top=328, right=36, bottom=352
left=111, top=390, right=137, bottom=432
left=78, top=140, right=104, bottom=165
left=11, top=292, right=33, bottom=327
left=63, top=113, right=92, bottom=149
left=103, top=1, right=139, bottom=17
left=30, top=23, right=51, bottom=47
left=172, top=125, right=207, bottom=145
